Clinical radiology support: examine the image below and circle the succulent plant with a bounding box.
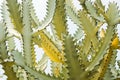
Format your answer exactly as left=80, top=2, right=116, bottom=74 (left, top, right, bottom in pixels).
left=0, top=0, right=120, bottom=80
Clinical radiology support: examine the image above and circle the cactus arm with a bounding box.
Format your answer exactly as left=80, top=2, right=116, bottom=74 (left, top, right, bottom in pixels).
left=12, top=51, right=60, bottom=80
left=28, top=0, right=40, bottom=27
left=65, top=1, right=80, bottom=27
left=86, top=26, right=114, bottom=71
left=73, top=27, right=84, bottom=40
left=85, top=0, right=104, bottom=21
left=96, top=48, right=116, bottom=80
left=1, top=2, right=16, bottom=53
left=6, top=0, right=23, bottom=33
left=96, top=2, right=120, bottom=26
left=79, top=35, right=91, bottom=57
left=52, top=0, right=67, bottom=39
left=22, top=1, right=34, bottom=67
left=0, top=22, right=8, bottom=60
left=34, top=0, right=56, bottom=32
left=79, top=11, right=99, bottom=51
left=24, top=65, right=60, bottom=80
left=91, top=46, right=118, bottom=80
left=65, top=1, right=85, bottom=41
left=86, top=3, right=120, bottom=71
left=63, top=35, right=88, bottom=80
left=33, top=29, right=63, bottom=63
left=103, top=50, right=117, bottom=80
left=105, top=3, right=120, bottom=26
left=95, top=0, right=105, bottom=10
left=39, top=30, right=64, bottom=63
left=43, top=29, right=63, bottom=51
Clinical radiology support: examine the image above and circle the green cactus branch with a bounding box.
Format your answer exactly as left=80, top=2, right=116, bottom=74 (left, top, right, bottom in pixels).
left=28, top=0, right=40, bottom=27
left=95, top=0, right=105, bottom=10
left=12, top=51, right=60, bottom=80
left=93, top=46, right=117, bottom=80
left=103, top=50, right=117, bottom=80
left=0, top=22, right=8, bottom=60
left=79, top=10, right=99, bottom=52
left=1, top=2, right=17, bottom=54
left=105, top=3, right=120, bottom=26
left=34, top=0, right=56, bottom=32
left=85, top=0, right=104, bottom=21
left=38, top=30, right=64, bottom=63
left=22, top=0, right=33, bottom=67
left=52, top=0, right=67, bottom=39
left=0, top=0, right=120, bottom=80
left=86, top=2, right=120, bottom=71
left=86, top=26, right=115, bottom=71
left=66, top=4, right=80, bottom=27
left=63, top=35, right=88, bottom=80
left=6, top=0, right=23, bottom=33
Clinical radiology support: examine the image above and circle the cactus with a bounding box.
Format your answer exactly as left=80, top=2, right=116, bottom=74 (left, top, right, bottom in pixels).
left=0, top=0, right=120, bottom=80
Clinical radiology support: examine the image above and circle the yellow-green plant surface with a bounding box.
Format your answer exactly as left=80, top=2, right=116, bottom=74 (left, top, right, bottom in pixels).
left=0, top=0, right=120, bottom=80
